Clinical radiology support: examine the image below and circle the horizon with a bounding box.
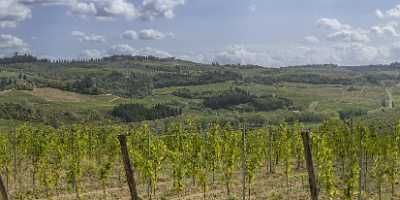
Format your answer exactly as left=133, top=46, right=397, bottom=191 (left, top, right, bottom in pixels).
left=6, top=51, right=400, bottom=68
left=2, top=0, right=400, bottom=67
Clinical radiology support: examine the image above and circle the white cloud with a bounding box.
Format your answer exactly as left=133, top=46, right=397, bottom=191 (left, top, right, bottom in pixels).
left=214, top=45, right=257, bottom=65
left=195, top=42, right=394, bottom=67
left=19, top=0, right=68, bottom=5
left=0, top=34, right=28, bottom=49
left=69, top=0, right=185, bottom=20
left=317, top=18, right=351, bottom=30
left=121, top=30, right=138, bottom=40
left=79, top=49, right=105, bottom=58
left=327, top=30, right=370, bottom=43
left=108, top=44, right=171, bottom=57
left=0, top=0, right=186, bottom=28
left=375, top=5, right=400, bottom=19
left=71, top=31, right=106, bottom=43
left=385, top=5, right=400, bottom=18
left=121, top=29, right=172, bottom=40
left=138, top=47, right=171, bottom=57
left=0, top=34, right=30, bottom=56
left=68, top=0, right=96, bottom=16
left=212, top=45, right=280, bottom=66
left=0, top=0, right=31, bottom=28
left=304, top=35, right=320, bottom=43
left=138, top=29, right=166, bottom=40
left=108, top=44, right=137, bottom=55
left=333, top=43, right=389, bottom=65
left=371, top=21, right=399, bottom=37
left=375, top=9, right=384, bottom=18
left=139, top=0, right=185, bottom=20
left=95, top=0, right=139, bottom=20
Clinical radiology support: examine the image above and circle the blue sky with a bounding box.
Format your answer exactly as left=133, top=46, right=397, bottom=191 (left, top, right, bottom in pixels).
left=1, top=0, right=400, bottom=67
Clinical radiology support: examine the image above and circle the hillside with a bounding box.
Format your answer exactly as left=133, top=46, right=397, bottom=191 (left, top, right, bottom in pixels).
left=1, top=54, right=400, bottom=129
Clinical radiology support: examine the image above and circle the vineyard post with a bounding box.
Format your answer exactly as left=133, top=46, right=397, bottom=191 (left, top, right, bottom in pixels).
left=11, top=131, right=17, bottom=192
left=147, top=130, right=151, bottom=199
left=358, top=128, right=365, bottom=200
left=241, top=125, right=246, bottom=200
left=301, top=130, right=318, bottom=200
left=268, top=127, right=273, bottom=174
left=118, top=134, right=140, bottom=200
left=0, top=175, right=8, bottom=200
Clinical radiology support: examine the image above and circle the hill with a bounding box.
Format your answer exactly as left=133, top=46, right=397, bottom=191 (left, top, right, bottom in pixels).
left=1, top=54, right=400, bottom=128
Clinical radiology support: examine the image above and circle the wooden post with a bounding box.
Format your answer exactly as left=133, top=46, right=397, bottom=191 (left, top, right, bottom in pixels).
left=301, top=130, right=318, bottom=200
left=268, top=127, right=274, bottom=174
left=0, top=175, right=8, bottom=200
left=358, top=129, right=365, bottom=200
left=241, top=125, right=246, bottom=200
left=118, top=134, right=140, bottom=200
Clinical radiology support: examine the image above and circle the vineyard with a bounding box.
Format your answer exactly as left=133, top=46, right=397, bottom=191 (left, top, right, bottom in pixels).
left=0, top=120, right=400, bottom=200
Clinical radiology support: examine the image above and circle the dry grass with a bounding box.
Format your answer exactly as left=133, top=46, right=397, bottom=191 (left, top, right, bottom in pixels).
left=24, top=87, right=91, bottom=102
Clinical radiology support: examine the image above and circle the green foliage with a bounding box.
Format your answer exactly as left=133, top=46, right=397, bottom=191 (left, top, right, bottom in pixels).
left=203, top=88, right=255, bottom=109
left=110, top=103, right=182, bottom=122
left=338, top=108, right=368, bottom=120
left=3, top=119, right=400, bottom=199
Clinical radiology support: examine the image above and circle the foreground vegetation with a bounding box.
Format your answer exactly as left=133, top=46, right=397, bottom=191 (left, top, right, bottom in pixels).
left=0, top=119, right=399, bottom=199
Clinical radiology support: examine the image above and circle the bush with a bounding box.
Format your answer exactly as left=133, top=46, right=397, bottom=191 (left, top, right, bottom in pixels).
left=110, top=103, right=182, bottom=122
left=285, top=111, right=328, bottom=123
left=0, top=103, right=43, bottom=121
left=250, top=95, right=293, bottom=111
left=203, top=88, right=255, bottom=109
left=338, top=107, right=368, bottom=120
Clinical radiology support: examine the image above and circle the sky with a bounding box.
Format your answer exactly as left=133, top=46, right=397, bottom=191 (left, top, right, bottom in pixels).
left=2, top=0, right=400, bottom=67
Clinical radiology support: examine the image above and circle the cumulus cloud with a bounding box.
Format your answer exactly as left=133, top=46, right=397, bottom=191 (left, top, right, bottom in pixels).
left=71, top=31, right=106, bottom=43
left=67, top=0, right=184, bottom=20
left=375, top=9, right=384, bottom=18
left=121, top=29, right=173, bottom=40
left=139, top=0, right=185, bottom=20
left=374, top=5, right=400, bottom=19
left=0, top=34, right=28, bottom=49
left=0, top=34, right=30, bottom=56
left=138, top=47, right=171, bottom=57
left=121, top=30, right=138, bottom=40
left=79, top=49, right=105, bottom=58
left=108, top=44, right=171, bottom=57
left=212, top=45, right=280, bottom=66
left=95, top=0, right=139, bottom=20
left=67, top=0, right=96, bottom=16
left=19, top=0, right=68, bottom=5
left=317, top=18, right=351, bottom=30
left=327, top=30, right=370, bottom=43
left=384, top=5, right=400, bottom=18
left=333, top=43, right=389, bottom=65
left=192, top=42, right=394, bottom=67
left=371, top=21, right=399, bottom=37
left=0, top=0, right=31, bottom=28
left=316, top=17, right=371, bottom=43
left=138, top=29, right=166, bottom=40
left=108, top=44, right=137, bottom=55
left=0, top=0, right=186, bottom=28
